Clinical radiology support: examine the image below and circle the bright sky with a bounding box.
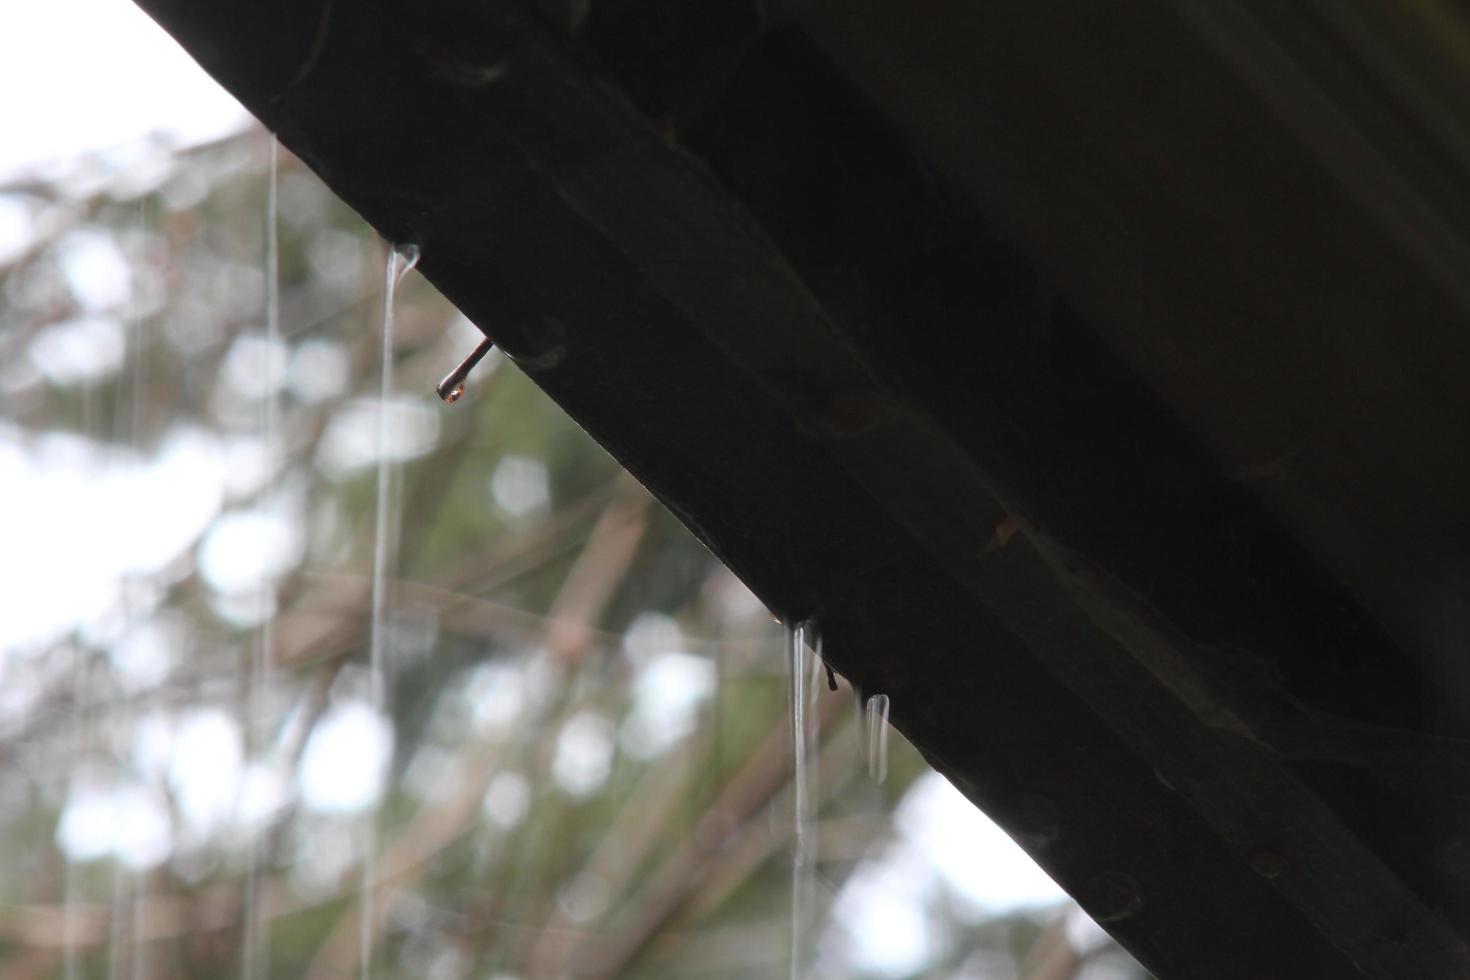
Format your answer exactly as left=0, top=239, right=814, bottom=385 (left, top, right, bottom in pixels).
left=0, top=0, right=249, bottom=183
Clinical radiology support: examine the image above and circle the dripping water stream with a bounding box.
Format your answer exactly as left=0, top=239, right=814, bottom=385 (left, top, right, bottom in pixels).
left=786, top=621, right=818, bottom=979
left=369, top=242, right=417, bottom=715
left=360, top=242, right=419, bottom=980
left=865, top=694, right=890, bottom=784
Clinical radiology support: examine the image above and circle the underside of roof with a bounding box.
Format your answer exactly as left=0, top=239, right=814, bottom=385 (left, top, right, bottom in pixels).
left=129, top=0, right=1470, bottom=976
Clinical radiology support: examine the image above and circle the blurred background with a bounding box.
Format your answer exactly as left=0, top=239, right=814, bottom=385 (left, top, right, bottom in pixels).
left=0, top=2, right=1149, bottom=977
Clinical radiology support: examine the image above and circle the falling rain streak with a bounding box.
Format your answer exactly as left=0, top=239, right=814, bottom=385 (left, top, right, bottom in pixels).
left=786, top=620, right=819, bottom=979
left=62, top=656, right=86, bottom=980
left=107, top=867, right=128, bottom=980
left=241, top=133, right=281, bottom=980
left=97, top=197, right=158, bottom=980
left=360, top=241, right=419, bottom=980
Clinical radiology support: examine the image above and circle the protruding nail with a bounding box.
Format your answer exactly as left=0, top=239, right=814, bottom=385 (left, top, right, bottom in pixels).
left=436, top=337, right=495, bottom=403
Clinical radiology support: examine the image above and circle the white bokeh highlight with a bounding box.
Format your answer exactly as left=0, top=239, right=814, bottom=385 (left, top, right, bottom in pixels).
left=621, top=651, right=716, bottom=759
left=490, top=455, right=550, bottom=519
left=197, top=509, right=304, bottom=596
left=298, top=702, right=394, bottom=815
left=0, top=426, right=225, bottom=652
left=318, top=396, right=442, bottom=476
left=28, top=316, right=127, bottom=385
left=551, top=712, right=614, bottom=797
left=167, top=708, right=244, bottom=840
left=826, top=772, right=1071, bottom=977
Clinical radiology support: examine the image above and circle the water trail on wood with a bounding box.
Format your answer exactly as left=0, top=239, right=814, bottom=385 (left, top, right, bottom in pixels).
left=241, top=135, right=280, bottom=980
left=866, top=693, right=890, bottom=783
left=360, top=242, right=419, bottom=980
left=786, top=620, right=818, bottom=979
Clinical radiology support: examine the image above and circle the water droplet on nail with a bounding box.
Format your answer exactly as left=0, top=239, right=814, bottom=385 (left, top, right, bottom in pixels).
left=435, top=337, right=495, bottom=404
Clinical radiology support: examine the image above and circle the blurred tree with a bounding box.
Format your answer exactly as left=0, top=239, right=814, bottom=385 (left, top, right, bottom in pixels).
left=0, top=126, right=1146, bottom=980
